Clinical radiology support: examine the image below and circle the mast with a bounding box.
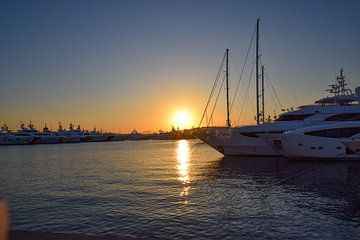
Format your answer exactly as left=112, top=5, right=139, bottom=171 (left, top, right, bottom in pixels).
left=226, top=48, right=231, bottom=127
left=261, top=65, right=265, bottom=123
left=256, top=18, right=260, bottom=125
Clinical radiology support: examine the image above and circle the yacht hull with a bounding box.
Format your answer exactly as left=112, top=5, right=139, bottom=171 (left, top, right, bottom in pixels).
left=0, top=135, right=34, bottom=145
left=33, top=136, right=63, bottom=144
left=194, top=127, right=279, bottom=156
left=342, top=140, right=360, bottom=155
left=281, top=134, right=347, bottom=158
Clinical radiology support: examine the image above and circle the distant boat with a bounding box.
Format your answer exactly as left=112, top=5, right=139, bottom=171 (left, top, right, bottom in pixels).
left=0, top=121, right=125, bottom=145
left=34, top=124, right=64, bottom=144
left=15, top=121, right=63, bottom=144
left=0, top=124, right=34, bottom=145
left=56, top=123, right=81, bottom=143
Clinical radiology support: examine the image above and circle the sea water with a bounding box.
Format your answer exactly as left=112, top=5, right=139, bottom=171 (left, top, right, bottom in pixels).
left=0, top=140, right=359, bottom=239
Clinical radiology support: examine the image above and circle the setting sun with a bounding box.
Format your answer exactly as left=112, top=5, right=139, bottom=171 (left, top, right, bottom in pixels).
left=172, top=110, right=193, bottom=130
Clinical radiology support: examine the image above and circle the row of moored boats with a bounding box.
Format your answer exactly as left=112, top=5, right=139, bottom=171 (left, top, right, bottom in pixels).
left=0, top=123, right=125, bottom=145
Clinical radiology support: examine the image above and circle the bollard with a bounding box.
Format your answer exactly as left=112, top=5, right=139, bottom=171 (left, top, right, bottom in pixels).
left=0, top=198, right=8, bottom=240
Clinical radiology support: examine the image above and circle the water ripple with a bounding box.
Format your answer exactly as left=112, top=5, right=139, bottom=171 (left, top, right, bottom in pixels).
left=1, top=140, right=360, bottom=239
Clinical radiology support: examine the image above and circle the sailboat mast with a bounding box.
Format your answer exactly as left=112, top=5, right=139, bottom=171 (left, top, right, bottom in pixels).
left=256, top=19, right=260, bottom=125
left=226, top=48, right=231, bottom=127
left=261, top=65, right=265, bottom=123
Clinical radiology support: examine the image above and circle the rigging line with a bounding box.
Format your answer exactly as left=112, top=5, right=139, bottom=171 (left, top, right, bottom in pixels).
left=229, top=54, right=240, bottom=77
left=265, top=78, right=279, bottom=115
left=189, top=141, right=204, bottom=155
left=284, top=163, right=327, bottom=181
left=230, top=26, right=256, bottom=114
left=208, top=73, right=226, bottom=126
left=237, top=93, right=249, bottom=126
left=284, top=163, right=322, bottom=178
left=237, top=59, right=256, bottom=124
left=265, top=69, right=283, bottom=110
left=261, top=30, right=296, bottom=108
left=199, top=52, right=226, bottom=127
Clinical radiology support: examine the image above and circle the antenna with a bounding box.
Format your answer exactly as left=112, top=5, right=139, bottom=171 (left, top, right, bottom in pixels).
left=326, top=68, right=353, bottom=96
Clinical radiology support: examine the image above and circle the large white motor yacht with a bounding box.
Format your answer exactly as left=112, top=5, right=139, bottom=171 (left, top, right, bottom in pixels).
left=14, top=121, right=63, bottom=144
left=259, top=121, right=360, bottom=159
left=57, top=123, right=81, bottom=143
left=194, top=19, right=360, bottom=157
left=196, top=69, right=360, bottom=156
left=0, top=124, right=35, bottom=145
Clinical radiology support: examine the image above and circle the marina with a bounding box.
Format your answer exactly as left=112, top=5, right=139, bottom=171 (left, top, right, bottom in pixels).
left=0, top=122, right=196, bottom=145
left=1, top=1, right=360, bottom=239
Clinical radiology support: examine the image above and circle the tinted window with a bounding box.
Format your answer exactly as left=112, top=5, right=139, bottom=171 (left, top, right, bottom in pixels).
left=241, top=131, right=284, bottom=138
left=325, top=113, right=360, bottom=121
left=305, top=127, right=360, bottom=138
left=276, top=114, right=314, bottom=121
left=241, top=132, right=259, bottom=138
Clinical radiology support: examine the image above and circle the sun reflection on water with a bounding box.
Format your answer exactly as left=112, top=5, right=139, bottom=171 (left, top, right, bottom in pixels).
left=176, top=140, right=191, bottom=202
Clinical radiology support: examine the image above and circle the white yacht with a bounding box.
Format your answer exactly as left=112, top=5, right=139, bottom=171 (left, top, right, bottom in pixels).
left=73, top=125, right=91, bottom=142
left=194, top=19, right=360, bottom=157
left=14, top=121, right=63, bottom=144
left=259, top=121, right=360, bottom=159
left=88, top=127, right=106, bottom=142
left=73, top=125, right=107, bottom=142
left=196, top=69, right=360, bottom=156
left=34, top=124, right=64, bottom=144
left=12, top=121, right=40, bottom=144
left=57, top=123, right=81, bottom=143
left=0, top=123, right=35, bottom=145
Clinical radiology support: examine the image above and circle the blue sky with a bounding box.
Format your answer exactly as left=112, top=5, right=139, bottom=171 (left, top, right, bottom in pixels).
left=1, top=0, right=359, bottom=131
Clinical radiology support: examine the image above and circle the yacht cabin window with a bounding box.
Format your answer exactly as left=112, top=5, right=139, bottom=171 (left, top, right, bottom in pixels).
left=324, top=113, right=360, bottom=121
left=275, top=114, right=314, bottom=121
left=305, top=127, right=360, bottom=138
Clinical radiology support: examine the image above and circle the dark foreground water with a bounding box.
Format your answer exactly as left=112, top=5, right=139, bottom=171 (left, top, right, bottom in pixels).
left=0, top=140, right=359, bottom=239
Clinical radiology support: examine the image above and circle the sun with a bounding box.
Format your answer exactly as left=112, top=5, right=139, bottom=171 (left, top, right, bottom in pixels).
left=172, top=110, right=192, bottom=130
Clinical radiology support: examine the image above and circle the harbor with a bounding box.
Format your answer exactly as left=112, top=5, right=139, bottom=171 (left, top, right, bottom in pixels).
left=0, top=122, right=196, bottom=145
left=1, top=1, right=360, bottom=240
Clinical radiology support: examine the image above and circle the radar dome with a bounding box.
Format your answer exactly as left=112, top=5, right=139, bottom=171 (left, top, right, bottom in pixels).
left=356, top=86, right=360, bottom=96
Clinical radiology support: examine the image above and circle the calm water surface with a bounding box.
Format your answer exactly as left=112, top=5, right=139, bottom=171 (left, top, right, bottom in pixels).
left=0, top=140, right=359, bottom=239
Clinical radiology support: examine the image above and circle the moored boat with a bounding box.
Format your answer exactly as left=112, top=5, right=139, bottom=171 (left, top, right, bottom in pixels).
left=58, top=123, right=81, bottom=143
left=194, top=19, right=360, bottom=157
left=259, top=121, right=360, bottom=159
left=0, top=123, right=35, bottom=145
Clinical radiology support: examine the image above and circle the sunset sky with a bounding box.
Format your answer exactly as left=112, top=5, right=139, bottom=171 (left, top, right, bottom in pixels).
left=1, top=0, right=360, bottom=133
